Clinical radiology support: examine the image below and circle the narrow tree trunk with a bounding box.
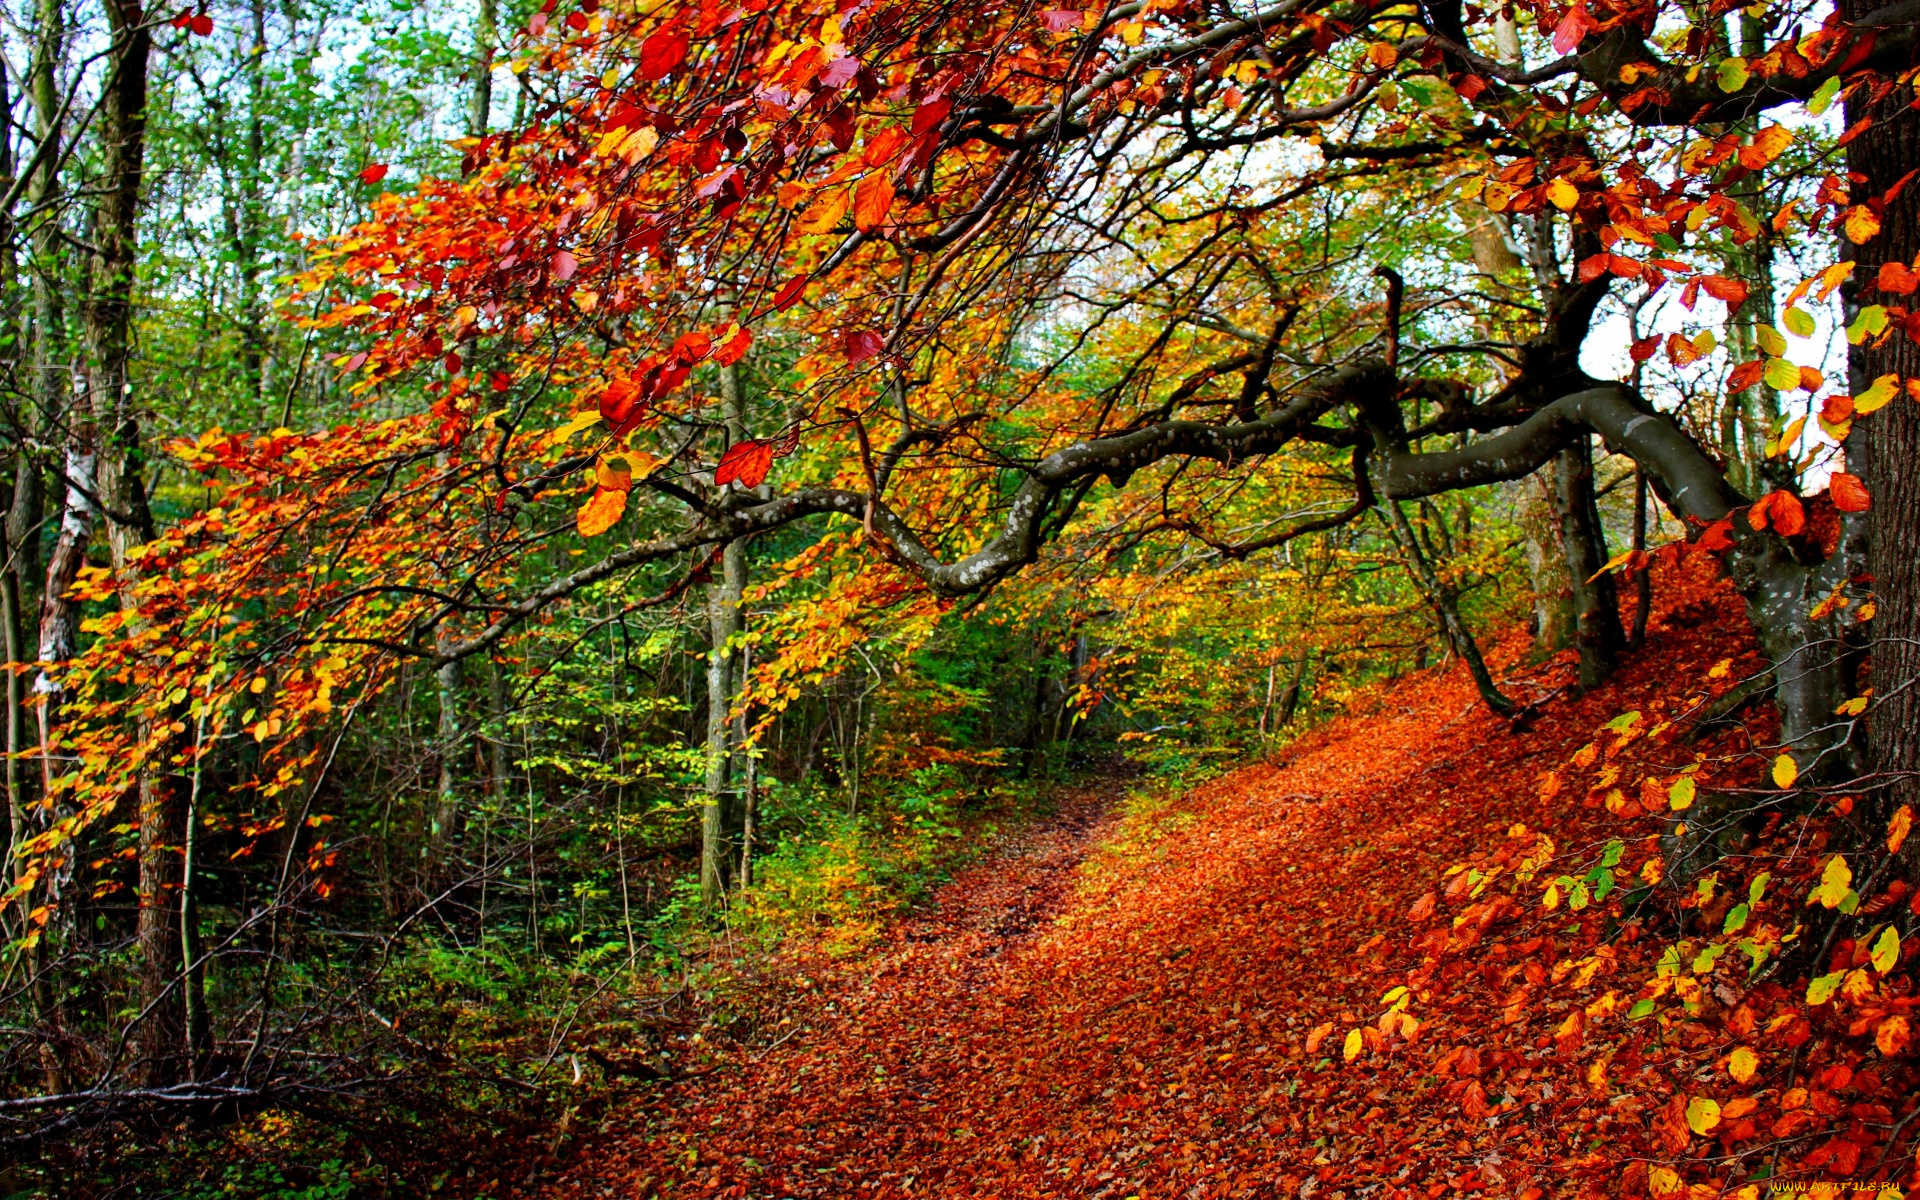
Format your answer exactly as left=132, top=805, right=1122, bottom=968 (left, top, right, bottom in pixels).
left=701, top=361, right=748, bottom=906
left=87, top=0, right=173, bottom=1084
left=1552, top=437, right=1625, bottom=689
left=1629, top=467, right=1651, bottom=649
left=1385, top=501, right=1513, bottom=716
left=469, top=0, right=498, bottom=136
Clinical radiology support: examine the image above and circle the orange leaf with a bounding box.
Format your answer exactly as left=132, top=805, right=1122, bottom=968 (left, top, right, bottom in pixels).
left=1877, top=260, right=1919, bottom=295
left=1829, top=472, right=1871, bottom=512
left=576, top=487, right=628, bottom=538
left=853, top=173, right=897, bottom=233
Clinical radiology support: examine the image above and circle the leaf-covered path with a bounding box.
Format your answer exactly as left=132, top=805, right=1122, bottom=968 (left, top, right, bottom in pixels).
left=539, top=564, right=1896, bottom=1199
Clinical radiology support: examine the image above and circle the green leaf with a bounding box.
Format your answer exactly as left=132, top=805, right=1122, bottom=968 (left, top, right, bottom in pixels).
left=1809, top=74, right=1842, bottom=115
left=1806, top=971, right=1844, bottom=1005
left=1748, top=871, right=1770, bottom=907
left=1600, top=839, right=1625, bottom=868
left=1763, top=358, right=1802, bottom=390
left=1628, top=998, right=1657, bottom=1020
left=1723, top=903, right=1750, bottom=934
left=1783, top=307, right=1816, bottom=337
left=1716, top=56, right=1750, bottom=93
left=1755, top=325, right=1787, bottom=356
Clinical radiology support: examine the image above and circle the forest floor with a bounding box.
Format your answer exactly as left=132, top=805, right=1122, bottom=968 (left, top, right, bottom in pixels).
left=527, top=559, right=1914, bottom=1200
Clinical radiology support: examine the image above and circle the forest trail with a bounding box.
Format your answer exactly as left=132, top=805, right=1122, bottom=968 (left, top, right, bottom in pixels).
left=542, top=562, right=1757, bottom=1200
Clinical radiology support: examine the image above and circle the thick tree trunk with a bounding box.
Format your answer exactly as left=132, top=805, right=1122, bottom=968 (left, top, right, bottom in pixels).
left=1514, top=469, right=1575, bottom=659
left=1839, top=9, right=1920, bottom=834
left=1551, top=436, right=1625, bottom=689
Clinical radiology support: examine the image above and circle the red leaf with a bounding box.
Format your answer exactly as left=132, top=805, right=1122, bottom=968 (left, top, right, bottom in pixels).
left=1697, top=518, right=1736, bottom=552
left=640, top=29, right=689, bottom=79
left=1576, top=253, right=1610, bottom=283
left=1551, top=5, right=1591, bottom=55
left=565, top=9, right=587, bottom=29
left=712, top=325, right=754, bottom=366
left=444, top=352, right=463, bottom=375
left=1726, top=360, right=1765, bottom=394
left=911, top=97, right=953, bottom=136
left=190, top=12, right=213, bottom=35
left=1829, top=472, right=1871, bottom=512
left=1629, top=335, right=1661, bottom=362
left=170, top=9, right=191, bottom=27
left=359, top=163, right=390, bottom=185
left=1407, top=892, right=1437, bottom=922
left=551, top=249, right=578, bottom=281
left=1042, top=8, right=1083, bottom=32
left=769, top=275, right=810, bottom=313
left=671, top=332, right=712, bottom=364
left=715, top=439, right=775, bottom=488
left=1699, top=274, right=1751, bottom=307
left=843, top=329, right=885, bottom=363
left=600, top=378, right=646, bottom=435
left=821, top=54, right=861, bottom=90
left=771, top=425, right=802, bottom=457
left=490, top=371, right=513, bottom=393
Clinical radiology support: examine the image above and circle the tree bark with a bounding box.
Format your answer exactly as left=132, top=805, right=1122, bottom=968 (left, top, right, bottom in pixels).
left=1552, top=436, right=1626, bottom=689
left=87, top=0, right=173, bottom=1084
left=701, top=362, right=749, bottom=906
left=1839, top=21, right=1920, bottom=831
left=469, top=0, right=498, bottom=136
left=1385, top=500, right=1513, bottom=716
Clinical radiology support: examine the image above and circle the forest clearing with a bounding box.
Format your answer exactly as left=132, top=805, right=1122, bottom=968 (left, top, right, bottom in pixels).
left=1, top=0, right=1917, bottom=1190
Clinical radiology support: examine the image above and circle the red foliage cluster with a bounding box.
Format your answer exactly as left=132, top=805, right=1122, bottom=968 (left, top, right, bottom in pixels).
left=530, top=561, right=1914, bottom=1199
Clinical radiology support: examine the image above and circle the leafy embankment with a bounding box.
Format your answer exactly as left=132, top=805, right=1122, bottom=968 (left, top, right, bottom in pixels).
left=531, top=559, right=1916, bottom=1199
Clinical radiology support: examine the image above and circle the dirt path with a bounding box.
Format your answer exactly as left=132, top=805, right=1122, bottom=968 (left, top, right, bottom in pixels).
left=541, top=564, right=1768, bottom=1200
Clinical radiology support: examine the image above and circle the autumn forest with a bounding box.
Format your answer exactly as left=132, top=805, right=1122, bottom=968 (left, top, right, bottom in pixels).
left=0, top=0, right=1917, bottom=1191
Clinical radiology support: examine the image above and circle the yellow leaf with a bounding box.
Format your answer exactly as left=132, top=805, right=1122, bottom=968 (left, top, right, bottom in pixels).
left=1771, top=753, right=1797, bottom=789
left=1342, top=1028, right=1363, bottom=1062
left=1748, top=123, right=1792, bottom=164
left=575, top=487, right=628, bottom=538
left=619, top=125, right=660, bottom=163
left=1649, top=1166, right=1682, bottom=1196
left=1806, top=971, right=1843, bottom=1004
left=551, top=409, right=602, bottom=442
left=1890, top=804, right=1913, bottom=854
left=1546, top=178, right=1579, bottom=211
left=1844, top=205, right=1882, bottom=244
left=1869, top=925, right=1899, bottom=974
left=1811, top=854, right=1851, bottom=908
left=1728, top=1046, right=1758, bottom=1083
left=1685, top=1096, right=1721, bottom=1135
left=1783, top=306, right=1815, bottom=336
left=1715, top=56, right=1748, bottom=93
left=796, top=187, right=849, bottom=234
left=1668, top=776, right=1696, bottom=811
left=1854, top=373, right=1899, bottom=415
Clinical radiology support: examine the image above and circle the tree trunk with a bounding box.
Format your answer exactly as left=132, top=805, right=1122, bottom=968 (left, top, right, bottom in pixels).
left=701, top=361, right=749, bottom=906
left=469, top=0, right=498, bottom=136
left=1552, top=436, right=1625, bottom=689
left=87, top=0, right=173, bottom=1084
left=1839, top=22, right=1920, bottom=834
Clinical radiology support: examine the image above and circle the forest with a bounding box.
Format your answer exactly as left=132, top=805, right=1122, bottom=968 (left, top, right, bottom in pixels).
left=0, top=0, right=1916, bottom=1190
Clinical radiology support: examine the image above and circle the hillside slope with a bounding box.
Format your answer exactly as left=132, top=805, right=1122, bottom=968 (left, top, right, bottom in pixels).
left=539, top=560, right=1917, bottom=1200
